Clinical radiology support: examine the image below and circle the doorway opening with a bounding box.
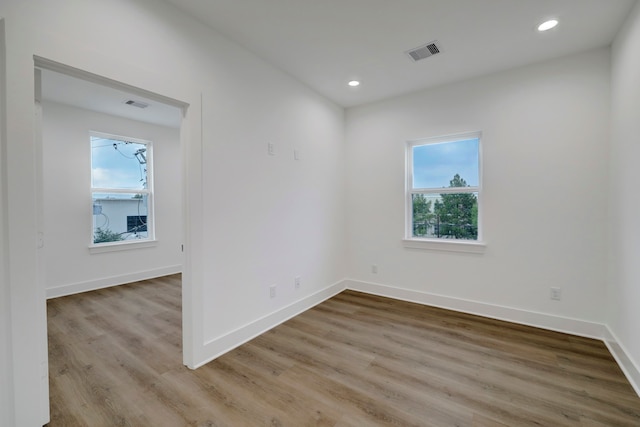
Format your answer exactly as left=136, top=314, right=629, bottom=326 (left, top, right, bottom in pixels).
left=34, top=57, right=190, bottom=421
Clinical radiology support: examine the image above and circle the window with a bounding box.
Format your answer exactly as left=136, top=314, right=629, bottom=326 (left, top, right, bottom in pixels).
left=91, top=132, right=154, bottom=245
left=406, top=132, right=483, bottom=250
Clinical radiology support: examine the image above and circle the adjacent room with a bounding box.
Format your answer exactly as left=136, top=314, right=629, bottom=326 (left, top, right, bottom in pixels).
left=38, top=68, right=183, bottom=299
left=2, top=0, right=640, bottom=425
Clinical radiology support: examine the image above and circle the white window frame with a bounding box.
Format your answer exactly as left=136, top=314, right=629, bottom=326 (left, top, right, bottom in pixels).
left=403, top=131, right=485, bottom=253
left=89, top=131, right=155, bottom=252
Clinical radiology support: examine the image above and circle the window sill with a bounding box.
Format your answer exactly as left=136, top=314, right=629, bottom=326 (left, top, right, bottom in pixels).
left=89, top=239, right=157, bottom=254
left=402, top=238, right=486, bottom=254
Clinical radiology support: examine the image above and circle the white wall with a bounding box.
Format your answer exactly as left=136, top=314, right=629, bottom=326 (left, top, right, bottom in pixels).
left=42, top=101, right=182, bottom=297
left=345, top=48, right=611, bottom=333
left=608, top=0, right=640, bottom=393
left=0, top=0, right=345, bottom=424
left=201, top=78, right=346, bottom=353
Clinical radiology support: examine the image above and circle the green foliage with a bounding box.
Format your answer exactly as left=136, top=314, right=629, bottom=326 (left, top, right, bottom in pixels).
left=412, top=194, right=434, bottom=236
left=412, top=174, right=478, bottom=239
left=433, top=174, right=478, bottom=239
left=94, top=227, right=124, bottom=244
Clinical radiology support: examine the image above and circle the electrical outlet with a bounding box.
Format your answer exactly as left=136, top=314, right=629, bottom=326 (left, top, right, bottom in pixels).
left=270, top=284, right=277, bottom=298
left=372, top=264, right=378, bottom=274
left=550, top=287, right=562, bottom=301
left=268, top=142, right=275, bottom=156
left=294, top=276, right=301, bottom=290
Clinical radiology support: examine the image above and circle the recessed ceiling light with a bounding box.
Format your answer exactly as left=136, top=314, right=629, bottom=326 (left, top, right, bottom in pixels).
left=538, top=19, right=558, bottom=32
left=348, top=80, right=360, bottom=87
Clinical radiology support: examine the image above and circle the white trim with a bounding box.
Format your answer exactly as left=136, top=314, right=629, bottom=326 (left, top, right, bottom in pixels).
left=193, top=280, right=346, bottom=369
left=402, top=238, right=486, bottom=253
left=407, top=131, right=483, bottom=147
left=34, top=76, right=50, bottom=425
left=92, top=188, right=150, bottom=194
left=46, top=265, right=182, bottom=299
left=33, top=56, right=189, bottom=112
left=90, top=130, right=151, bottom=146
left=603, top=326, right=640, bottom=397
left=89, top=239, right=158, bottom=254
left=413, top=186, right=480, bottom=195
left=344, top=279, right=606, bottom=340
left=181, top=92, right=201, bottom=369
left=0, top=18, right=14, bottom=427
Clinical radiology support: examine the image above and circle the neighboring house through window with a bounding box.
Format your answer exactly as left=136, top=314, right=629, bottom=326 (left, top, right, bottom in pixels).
left=405, top=132, right=483, bottom=250
left=91, top=132, right=154, bottom=245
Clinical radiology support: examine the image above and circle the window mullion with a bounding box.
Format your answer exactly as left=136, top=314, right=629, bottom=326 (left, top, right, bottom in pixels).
left=411, top=187, right=478, bottom=194
left=91, top=188, right=150, bottom=194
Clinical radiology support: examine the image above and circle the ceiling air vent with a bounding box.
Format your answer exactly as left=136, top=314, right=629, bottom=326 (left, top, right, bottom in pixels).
left=406, top=41, right=441, bottom=62
left=124, top=99, right=150, bottom=109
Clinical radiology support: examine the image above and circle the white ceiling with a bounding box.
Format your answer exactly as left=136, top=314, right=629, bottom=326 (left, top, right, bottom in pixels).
left=40, top=0, right=636, bottom=118
left=163, top=0, right=636, bottom=107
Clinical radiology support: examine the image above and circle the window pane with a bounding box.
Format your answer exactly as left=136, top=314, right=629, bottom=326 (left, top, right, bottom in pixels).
left=412, top=192, right=478, bottom=240
left=412, top=138, right=479, bottom=189
left=91, top=136, right=148, bottom=190
left=93, top=193, right=149, bottom=243
left=127, top=215, right=148, bottom=233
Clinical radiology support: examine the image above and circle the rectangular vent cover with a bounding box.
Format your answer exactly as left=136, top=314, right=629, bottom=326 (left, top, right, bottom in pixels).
left=406, top=41, right=441, bottom=62
left=125, top=99, right=150, bottom=109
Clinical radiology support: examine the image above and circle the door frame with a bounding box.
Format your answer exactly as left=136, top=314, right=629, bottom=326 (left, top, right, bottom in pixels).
left=33, top=56, right=193, bottom=422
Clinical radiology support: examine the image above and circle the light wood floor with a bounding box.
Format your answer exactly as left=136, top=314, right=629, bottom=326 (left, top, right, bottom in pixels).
left=47, top=274, right=640, bottom=426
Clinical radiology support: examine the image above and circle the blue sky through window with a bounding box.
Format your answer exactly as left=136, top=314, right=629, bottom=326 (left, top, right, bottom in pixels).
left=412, top=138, right=479, bottom=188
left=91, top=136, right=148, bottom=191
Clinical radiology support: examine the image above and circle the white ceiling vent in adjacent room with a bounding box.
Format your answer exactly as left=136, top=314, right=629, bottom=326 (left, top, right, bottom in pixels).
left=124, top=99, right=150, bottom=109
left=406, top=41, right=441, bottom=62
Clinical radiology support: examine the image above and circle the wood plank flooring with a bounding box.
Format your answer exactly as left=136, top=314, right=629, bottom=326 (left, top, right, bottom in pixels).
left=47, top=275, right=640, bottom=426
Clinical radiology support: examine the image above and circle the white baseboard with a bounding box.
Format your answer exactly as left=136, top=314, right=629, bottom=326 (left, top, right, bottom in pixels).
left=46, top=265, right=182, bottom=299
left=194, top=280, right=346, bottom=369
left=344, top=279, right=606, bottom=339
left=603, top=327, right=640, bottom=397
